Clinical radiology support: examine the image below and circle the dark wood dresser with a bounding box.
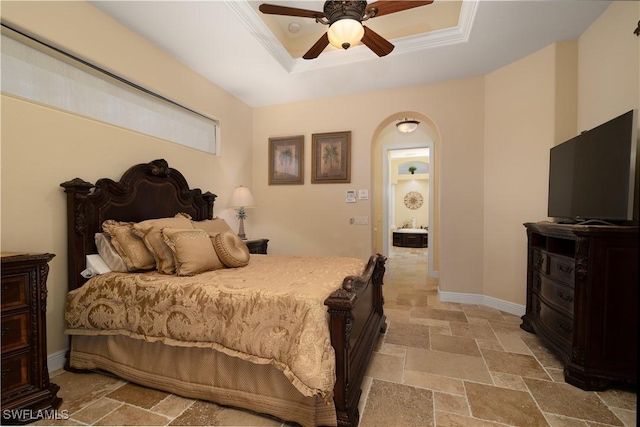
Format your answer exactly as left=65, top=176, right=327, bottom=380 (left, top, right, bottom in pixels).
left=1, top=253, right=61, bottom=424
left=520, top=222, right=638, bottom=390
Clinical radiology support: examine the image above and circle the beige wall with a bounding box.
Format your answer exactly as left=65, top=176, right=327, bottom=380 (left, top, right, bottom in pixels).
left=394, top=179, right=429, bottom=230
left=483, top=42, right=576, bottom=306
left=577, top=1, right=640, bottom=130
left=481, top=1, right=637, bottom=307
left=1, top=2, right=253, bottom=358
left=252, top=77, right=485, bottom=295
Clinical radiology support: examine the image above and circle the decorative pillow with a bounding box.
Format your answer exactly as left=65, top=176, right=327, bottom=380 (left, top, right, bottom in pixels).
left=132, top=214, right=194, bottom=274
left=213, top=230, right=250, bottom=268
left=94, top=233, right=128, bottom=272
left=192, top=217, right=234, bottom=235
left=162, top=228, right=225, bottom=276
left=102, top=220, right=155, bottom=271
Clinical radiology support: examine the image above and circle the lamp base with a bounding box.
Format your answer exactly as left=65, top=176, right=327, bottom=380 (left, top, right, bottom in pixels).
left=237, top=217, right=247, bottom=240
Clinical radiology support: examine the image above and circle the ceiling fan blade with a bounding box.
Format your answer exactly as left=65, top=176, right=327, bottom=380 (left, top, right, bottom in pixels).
left=366, top=1, right=433, bottom=18
left=361, top=26, right=394, bottom=57
left=259, top=3, right=325, bottom=19
left=303, top=33, right=330, bottom=60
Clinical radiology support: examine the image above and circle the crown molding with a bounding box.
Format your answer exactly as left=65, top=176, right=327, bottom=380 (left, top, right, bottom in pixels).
left=224, top=0, right=294, bottom=71
left=227, top=0, right=479, bottom=74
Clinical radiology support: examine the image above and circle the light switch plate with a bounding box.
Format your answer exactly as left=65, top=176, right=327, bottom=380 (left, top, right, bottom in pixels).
left=352, top=216, right=369, bottom=225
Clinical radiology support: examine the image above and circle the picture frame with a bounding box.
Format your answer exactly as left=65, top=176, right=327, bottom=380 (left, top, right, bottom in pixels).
left=311, top=131, right=351, bottom=183
left=268, top=135, right=304, bottom=185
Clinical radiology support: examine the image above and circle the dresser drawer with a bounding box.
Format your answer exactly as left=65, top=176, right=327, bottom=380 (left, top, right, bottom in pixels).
left=1, top=252, right=60, bottom=412
left=539, top=276, right=574, bottom=315
left=1, top=272, right=29, bottom=310
left=538, top=298, right=573, bottom=344
left=548, top=254, right=575, bottom=284
left=1, top=352, right=31, bottom=394
left=532, top=249, right=548, bottom=274
left=1, top=312, right=30, bottom=353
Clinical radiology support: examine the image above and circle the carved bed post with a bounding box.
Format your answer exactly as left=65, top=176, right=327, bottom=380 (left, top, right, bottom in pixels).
left=325, top=253, right=387, bottom=427
left=202, top=192, right=217, bottom=220
left=372, top=255, right=387, bottom=327
left=60, top=178, right=94, bottom=291
left=325, top=285, right=358, bottom=427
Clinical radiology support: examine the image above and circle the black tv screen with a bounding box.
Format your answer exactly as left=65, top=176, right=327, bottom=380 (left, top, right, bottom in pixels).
left=548, top=109, right=638, bottom=223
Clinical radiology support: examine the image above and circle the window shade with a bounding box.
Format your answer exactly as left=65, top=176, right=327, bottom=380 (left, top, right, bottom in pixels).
left=1, top=29, right=219, bottom=154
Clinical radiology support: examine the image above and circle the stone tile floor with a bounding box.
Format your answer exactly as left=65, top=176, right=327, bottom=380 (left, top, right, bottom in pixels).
left=34, top=247, right=636, bottom=426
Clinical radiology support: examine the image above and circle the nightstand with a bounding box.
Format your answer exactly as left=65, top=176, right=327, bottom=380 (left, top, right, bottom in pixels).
left=244, top=238, right=269, bottom=254
left=1, top=253, right=62, bottom=424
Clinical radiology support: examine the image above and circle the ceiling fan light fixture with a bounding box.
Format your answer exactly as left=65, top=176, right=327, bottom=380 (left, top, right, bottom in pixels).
left=260, top=1, right=434, bottom=59
left=396, top=119, right=420, bottom=133
left=327, top=18, right=364, bottom=50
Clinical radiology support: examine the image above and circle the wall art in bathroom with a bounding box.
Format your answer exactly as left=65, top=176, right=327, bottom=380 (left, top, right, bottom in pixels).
left=404, top=191, right=423, bottom=210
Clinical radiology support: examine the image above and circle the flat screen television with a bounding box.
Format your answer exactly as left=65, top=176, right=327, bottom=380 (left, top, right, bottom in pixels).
left=548, top=109, right=638, bottom=224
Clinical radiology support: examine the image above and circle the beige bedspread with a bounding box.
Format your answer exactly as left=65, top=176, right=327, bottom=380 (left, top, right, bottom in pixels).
left=65, top=254, right=365, bottom=399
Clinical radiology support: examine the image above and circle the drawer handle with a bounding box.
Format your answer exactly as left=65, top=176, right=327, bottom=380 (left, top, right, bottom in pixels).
left=556, top=290, right=573, bottom=303
left=557, top=265, right=573, bottom=274
left=557, top=321, right=572, bottom=334
left=535, top=256, right=544, bottom=267
left=1, top=327, right=8, bottom=336
left=1, top=368, right=9, bottom=379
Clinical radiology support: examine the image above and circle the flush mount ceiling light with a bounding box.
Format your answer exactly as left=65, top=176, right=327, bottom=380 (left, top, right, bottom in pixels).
left=396, top=118, right=420, bottom=133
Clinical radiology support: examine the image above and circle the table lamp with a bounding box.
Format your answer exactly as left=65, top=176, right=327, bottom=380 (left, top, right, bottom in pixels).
left=229, top=186, right=256, bottom=240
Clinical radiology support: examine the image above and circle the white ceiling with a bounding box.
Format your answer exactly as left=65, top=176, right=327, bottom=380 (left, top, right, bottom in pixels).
left=89, top=0, right=611, bottom=108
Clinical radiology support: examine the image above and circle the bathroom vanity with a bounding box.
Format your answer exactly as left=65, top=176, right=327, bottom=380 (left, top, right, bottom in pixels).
left=392, top=229, right=428, bottom=248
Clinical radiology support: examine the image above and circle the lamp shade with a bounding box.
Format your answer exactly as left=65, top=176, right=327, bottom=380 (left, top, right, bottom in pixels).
left=327, top=19, right=364, bottom=50
left=229, top=186, right=255, bottom=208
left=396, top=119, right=420, bottom=133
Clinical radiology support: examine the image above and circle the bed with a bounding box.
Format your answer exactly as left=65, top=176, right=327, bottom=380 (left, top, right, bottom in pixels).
left=60, top=159, right=387, bottom=427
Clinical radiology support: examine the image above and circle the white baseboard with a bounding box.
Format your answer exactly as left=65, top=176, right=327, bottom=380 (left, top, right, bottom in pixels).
left=47, top=348, right=68, bottom=374
left=437, top=289, right=525, bottom=317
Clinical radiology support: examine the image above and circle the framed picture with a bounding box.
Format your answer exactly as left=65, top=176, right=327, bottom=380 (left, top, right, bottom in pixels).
left=268, top=135, right=304, bottom=185
left=311, top=131, right=351, bottom=183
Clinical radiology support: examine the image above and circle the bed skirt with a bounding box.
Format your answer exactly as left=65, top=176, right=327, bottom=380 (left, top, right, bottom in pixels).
left=69, top=335, right=337, bottom=426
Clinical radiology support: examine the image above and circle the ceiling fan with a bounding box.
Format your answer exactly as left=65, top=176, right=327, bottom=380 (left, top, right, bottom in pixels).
left=258, top=1, right=434, bottom=59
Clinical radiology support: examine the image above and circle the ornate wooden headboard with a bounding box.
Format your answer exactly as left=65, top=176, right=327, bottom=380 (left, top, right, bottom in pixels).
left=60, top=159, right=217, bottom=291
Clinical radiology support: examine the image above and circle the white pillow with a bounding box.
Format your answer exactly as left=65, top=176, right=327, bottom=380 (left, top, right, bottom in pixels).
left=94, top=232, right=128, bottom=272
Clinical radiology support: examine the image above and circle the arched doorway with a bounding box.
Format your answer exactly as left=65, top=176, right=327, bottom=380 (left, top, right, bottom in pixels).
left=371, top=112, right=441, bottom=279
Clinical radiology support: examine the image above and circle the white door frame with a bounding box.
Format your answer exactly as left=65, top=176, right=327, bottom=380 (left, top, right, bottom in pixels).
left=382, top=141, right=436, bottom=279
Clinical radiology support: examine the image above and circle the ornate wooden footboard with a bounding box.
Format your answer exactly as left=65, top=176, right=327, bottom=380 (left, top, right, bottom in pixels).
left=326, top=254, right=386, bottom=427
left=61, top=159, right=385, bottom=427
